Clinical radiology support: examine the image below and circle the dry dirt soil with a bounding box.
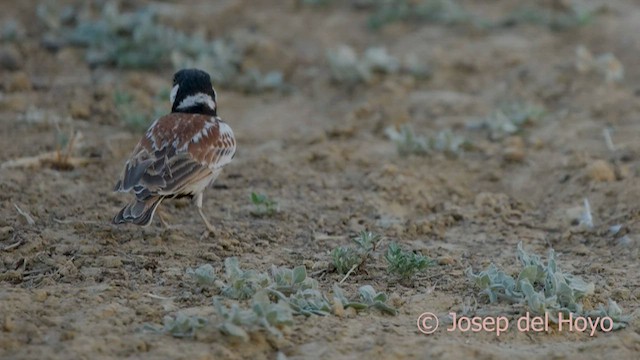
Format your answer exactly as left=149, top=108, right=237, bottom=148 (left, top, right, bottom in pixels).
left=2, top=0, right=640, bottom=359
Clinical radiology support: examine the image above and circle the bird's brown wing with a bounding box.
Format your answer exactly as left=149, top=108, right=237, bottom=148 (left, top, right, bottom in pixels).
left=114, top=113, right=236, bottom=200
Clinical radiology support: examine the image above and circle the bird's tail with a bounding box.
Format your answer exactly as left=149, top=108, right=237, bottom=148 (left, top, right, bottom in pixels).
left=113, top=196, right=163, bottom=226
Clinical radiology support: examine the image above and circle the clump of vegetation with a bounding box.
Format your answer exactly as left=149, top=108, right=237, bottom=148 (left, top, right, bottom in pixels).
left=331, top=231, right=381, bottom=275
left=575, top=45, right=624, bottom=84
left=471, top=102, right=545, bottom=141
left=186, top=264, right=217, bottom=287
left=36, top=2, right=286, bottom=92
left=466, top=242, right=630, bottom=330
left=250, top=192, right=279, bottom=217
left=220, top=257, right=271, bottom=300
left=365, top=0, right=474, bottom=30
left=150, top=258, right=399, bottom=340
left=333, top=284, right=398, bottom=315
left=385, top=242, right=435, bottom=280
left=144, top=313, right=207, bottom=338
left=385, top=124, right=467, bottom=157
left=326, top=45, right=428, bottom=85
left=214, top=292, right=294, bottom=341
left=501, top=4, right=596, bottom=31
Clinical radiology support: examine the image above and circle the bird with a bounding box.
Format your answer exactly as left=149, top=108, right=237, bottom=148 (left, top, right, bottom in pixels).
left=112, top=68, right=236, bottom=237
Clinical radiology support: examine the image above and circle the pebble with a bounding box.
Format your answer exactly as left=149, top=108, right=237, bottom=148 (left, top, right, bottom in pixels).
left=0, top=226, right=14, bottom=240
left=502, top=136, right=525, bottom=162
left=6, top=71, right=31, bottom=92
left=587, top=160, right=615, bottom=182
left=69, top=99, right=91, bottom=119
left=3, top=316, right=15, bottom=332
left=0, top=44, right=23, bottom=71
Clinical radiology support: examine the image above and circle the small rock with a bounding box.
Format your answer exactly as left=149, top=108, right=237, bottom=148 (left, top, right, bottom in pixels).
left=0, top=94, right=28, bottom=112
left=612, top=287, right=631, bottom=301
left=3, top=316, right=15, bottom=332
left=33, top=289, right=48, bottom=302
left=69, top=99, right=90, bottom=119
left=0, top=226, right=14, bottom=240
left=587, top=160, right=615, bottom=182
left=332, top=297, right=345, bottom=317
left=99, top=256, right=123, bottom=268
left=502, top=136, right=525, bottom=162
left=437, top=256, right=455, bottom=265
left=0, top=45, right=23, bottom=71
left=6, top=72, right=31, bottom=92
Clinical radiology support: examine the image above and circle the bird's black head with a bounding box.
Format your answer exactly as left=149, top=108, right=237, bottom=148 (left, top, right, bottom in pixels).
left=170, top=69, right=217, bottom=116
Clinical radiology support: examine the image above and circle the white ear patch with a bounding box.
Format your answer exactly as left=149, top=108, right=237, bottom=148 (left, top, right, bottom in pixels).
left=176, top=93, right=216, bottom=111
left=170, top=84, right=179, bottom=104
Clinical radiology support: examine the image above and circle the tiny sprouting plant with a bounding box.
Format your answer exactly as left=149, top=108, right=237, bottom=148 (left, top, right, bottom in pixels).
left=49, top=127, right=79, bottom=171
left=385, top=242, right=435, bottom=280
left=331, top=231, right=381, bottom=275
left=250, top=192, right=279, bottom=217
left=466, top=242, right=630, bottom=330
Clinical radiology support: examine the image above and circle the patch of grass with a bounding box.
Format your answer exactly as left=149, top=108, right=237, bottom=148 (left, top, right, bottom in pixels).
left=385, top=124, right=468, bottom=157
left=466, top=242, right=630, bottom=330
left=385, top=242, right=435, bottom=280
left=250, top=192, right=279, bottom=217
left=331, top=231, right=381, bottom=275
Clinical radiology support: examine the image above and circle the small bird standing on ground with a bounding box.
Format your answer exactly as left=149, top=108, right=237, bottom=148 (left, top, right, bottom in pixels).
left=113, top=69, right=236, bottom=236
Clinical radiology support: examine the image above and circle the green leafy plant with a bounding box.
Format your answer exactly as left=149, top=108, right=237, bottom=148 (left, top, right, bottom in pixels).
left=366, top=0, right=473, bottom=30
left=331, top=231, right=381, bottom=275
left=333, top=285, right=398, bottom=315
left=273, top=288, right=333, bottom=317
left=466, top=242, right=630, bottom=330
left=214, top=291, right=293, bottom=341
left=250, top=192, right=279, bottom=217
left=186, top=264, right=217, bottom=287
left=385, top=242, right=435, bottom=280
left=221, top=257, right=271, bottom=300
left=144, top=313, right=207, bottom=338
left=269, top=265, right=318, bottom=296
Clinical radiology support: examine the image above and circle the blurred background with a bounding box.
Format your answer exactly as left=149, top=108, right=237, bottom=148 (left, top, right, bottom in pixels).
left=2, top=1, right=640, bottom=359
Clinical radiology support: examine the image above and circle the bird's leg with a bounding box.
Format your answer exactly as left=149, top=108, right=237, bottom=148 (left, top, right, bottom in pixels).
left=157, top=211, right=171, bottom=229
left=195, top=192, right=216, bottom=238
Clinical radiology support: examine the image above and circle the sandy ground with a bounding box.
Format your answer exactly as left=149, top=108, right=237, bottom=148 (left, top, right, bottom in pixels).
left=1, top=0, right=640, bottom=359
